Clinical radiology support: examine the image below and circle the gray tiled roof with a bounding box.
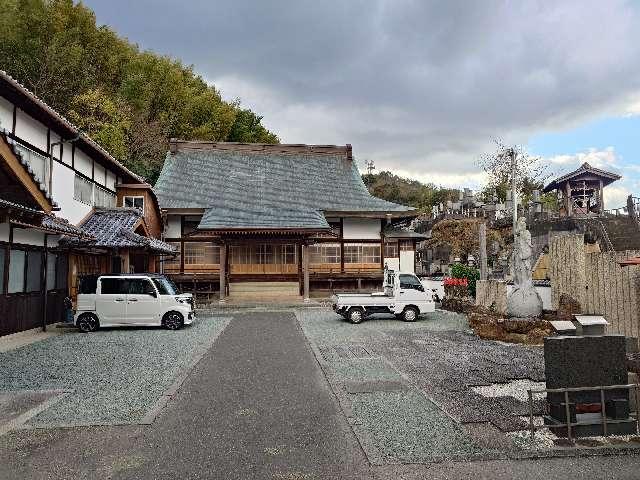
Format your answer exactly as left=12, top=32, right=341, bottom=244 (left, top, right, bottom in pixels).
left=154, top=143, right=414, bottom=230
left=61, top=208, right=176, bottom=254
left=543, top=162, right=622, bottom=192
left=0, top=198, right=87, bottom=237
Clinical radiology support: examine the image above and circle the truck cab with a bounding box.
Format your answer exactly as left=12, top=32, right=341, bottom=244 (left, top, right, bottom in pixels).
left=332, top=269, right=435, bottom=324
left=74, top=274, right=194, bottom=333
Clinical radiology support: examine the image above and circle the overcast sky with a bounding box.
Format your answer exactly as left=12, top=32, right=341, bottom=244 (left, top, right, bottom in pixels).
left=85, top=0, right=640, bottom=208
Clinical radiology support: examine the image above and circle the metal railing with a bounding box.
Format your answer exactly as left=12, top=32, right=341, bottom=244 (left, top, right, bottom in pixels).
left=527, top=383, right=640, bottom=442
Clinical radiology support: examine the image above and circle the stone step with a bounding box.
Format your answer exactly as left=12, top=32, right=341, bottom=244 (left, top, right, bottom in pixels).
left=229, top=282, right=299, bottom=295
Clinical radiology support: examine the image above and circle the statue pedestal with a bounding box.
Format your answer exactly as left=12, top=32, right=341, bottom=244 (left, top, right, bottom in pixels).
left=507, top=286, right=543, bottom=318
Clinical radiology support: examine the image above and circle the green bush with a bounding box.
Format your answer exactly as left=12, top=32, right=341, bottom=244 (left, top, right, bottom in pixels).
left=450, top=263, right=480, bottom=296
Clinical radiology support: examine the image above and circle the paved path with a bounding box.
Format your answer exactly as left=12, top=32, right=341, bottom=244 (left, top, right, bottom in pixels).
left=0, top=312, right=370, bottom=479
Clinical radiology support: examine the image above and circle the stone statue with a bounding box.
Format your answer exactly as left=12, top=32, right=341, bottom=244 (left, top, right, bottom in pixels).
left=507, top=217, right=543, bottom=317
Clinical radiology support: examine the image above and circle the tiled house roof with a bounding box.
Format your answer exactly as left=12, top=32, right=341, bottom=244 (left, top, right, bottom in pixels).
left=154, top=142, right=414, bottom=231
left=544, top=162, right=622, bottom=193
left=0, top=199, right=88, bottom=237
left=61, top=208, right=176, bottom=254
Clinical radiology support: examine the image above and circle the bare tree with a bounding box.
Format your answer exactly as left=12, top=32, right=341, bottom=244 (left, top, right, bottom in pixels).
left=479, top=139, right=552, bottom=200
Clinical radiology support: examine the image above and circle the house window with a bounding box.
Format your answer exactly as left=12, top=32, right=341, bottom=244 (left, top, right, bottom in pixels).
left=280, top=244, right=297, bottom=264
left=74, top=175, right=93, bottom=205
left=399, top=241, right=414, bottom=251
left=124, top=195, right=144, bottom=210
left=95, top=185, right=116, bottom=208
left=15, top=143, right=50, bottom=194
left=8, top=249, right=26, bottom=293
left=310, top=243, right=341, bottom=264
left=184, top=242, right=219, bottom=265
left=384, top=240, right=398, bottom=258
left=56, top=254, right=68, bottom=290
left=343, top=244, right=381, bottom=264
left=25, top=250, right=42, bottom=292
left=46, top=254, right=57, bottom=290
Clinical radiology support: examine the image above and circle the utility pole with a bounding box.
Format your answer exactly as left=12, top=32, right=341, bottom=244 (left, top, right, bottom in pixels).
left=511, top=148, right=518, bottom=236
left=365, top=160, right=375, bottom=175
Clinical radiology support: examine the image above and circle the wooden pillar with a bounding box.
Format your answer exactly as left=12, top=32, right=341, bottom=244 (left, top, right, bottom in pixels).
left=302, top=243, right=310, bottom=302
left=297, top=243, right=303, bottom=295
left=599, top=179, right=604, bottom=214
left=41, top=234, right=48, bottom=332
left=219, top=242, right=226, bottom=304
left=479, top=223, right=488, bottom=280
left=566, top=182, right=572, bottom=217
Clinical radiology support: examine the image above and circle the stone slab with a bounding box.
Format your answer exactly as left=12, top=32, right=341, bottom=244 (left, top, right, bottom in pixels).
left=550, top=321, right=576, bottom=334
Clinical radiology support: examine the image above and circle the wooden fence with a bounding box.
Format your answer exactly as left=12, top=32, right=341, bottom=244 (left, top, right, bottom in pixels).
left=549, top=234, right=640, bottom=338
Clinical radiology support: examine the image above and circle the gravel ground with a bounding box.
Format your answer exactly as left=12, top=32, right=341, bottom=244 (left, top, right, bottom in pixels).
left=351, top=390, right=484, bottom=462
left=0, top=315, right=230, bottom=427
left=297, top=308, right=551, bottom=462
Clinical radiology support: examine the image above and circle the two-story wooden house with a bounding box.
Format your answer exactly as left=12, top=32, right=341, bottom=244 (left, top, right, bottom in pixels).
left=154, top=140, right=422, bottom=301
left=0, top=70, right=174, bottom=335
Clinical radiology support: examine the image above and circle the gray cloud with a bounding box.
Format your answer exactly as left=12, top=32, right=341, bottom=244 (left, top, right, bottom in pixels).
left=86, top=0, right=640, bottom=185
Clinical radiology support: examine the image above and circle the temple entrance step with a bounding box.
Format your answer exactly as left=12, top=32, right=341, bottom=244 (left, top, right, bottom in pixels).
left=228, top=282, right=300, bottom=296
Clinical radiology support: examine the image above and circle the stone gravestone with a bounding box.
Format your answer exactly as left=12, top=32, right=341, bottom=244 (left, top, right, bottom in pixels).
left=544, top=335, right=635, bottom=437
left=507, top=217, right=543, bottom=317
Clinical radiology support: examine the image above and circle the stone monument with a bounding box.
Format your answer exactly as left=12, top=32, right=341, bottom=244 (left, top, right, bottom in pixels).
left=507, top=217, right=543, bottom=317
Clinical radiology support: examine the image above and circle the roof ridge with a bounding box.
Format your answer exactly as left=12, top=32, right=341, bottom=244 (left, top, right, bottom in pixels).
left=169, top=139, right=352, bottom=159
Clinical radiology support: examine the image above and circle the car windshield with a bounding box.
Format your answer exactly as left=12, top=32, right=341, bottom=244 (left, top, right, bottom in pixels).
left=152, top=277, right=180, bottom=295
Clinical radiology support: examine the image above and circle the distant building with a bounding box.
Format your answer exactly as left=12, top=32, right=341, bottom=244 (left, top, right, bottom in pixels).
left=543, top=162, right=621, bottom=217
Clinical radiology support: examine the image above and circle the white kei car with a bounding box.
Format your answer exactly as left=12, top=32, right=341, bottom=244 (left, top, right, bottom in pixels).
left=74, top=274, right=194, bottom=333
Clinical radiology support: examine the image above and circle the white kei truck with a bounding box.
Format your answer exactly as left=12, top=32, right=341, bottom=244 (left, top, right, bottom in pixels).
left=331, top=269, right=435, bottom=324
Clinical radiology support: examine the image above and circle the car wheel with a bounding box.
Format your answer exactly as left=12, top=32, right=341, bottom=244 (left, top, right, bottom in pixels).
left=77, top=313, right=99, bottom=333
left=348, top=307, right=365, bottom=324
left=402, top=306, right=419, bottom=322
left=163, top=311, right=184, bottom=330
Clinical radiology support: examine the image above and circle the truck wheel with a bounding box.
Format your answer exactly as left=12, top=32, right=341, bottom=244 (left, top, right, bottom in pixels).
left=163, top=311, right=184, bottom=330
left=348, top=307, right=365, bottom=324
left=402, top=306, right=419, bottom=322
left=77, top=313, right=99, bottom=333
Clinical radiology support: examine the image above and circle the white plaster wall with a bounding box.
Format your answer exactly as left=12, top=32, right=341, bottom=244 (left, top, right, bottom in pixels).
left=106, top=170, right=116, bottom=191
left=51, top=162, right=92, bottom=224
left=61, top=142, right=73, bottom=166
left=165, top=215, right=182, bottom=237
left=0, top=97, right=13, bottom=132
left=74, top=149, right=93, bottom=178
left=342, top=218, right=380, bottom=239
left=385, top=257, right=400, bottom=271
left=13, top=228, right=44, bottom=246
left=47, top=235, right=60, bottom=248
left=94, top=162, right=106, bottom=186
left=400, top=250, right=415, bottom=272
left=14, top=109, right=48, bottom=152
left=0, top=223, right=9, bottom=242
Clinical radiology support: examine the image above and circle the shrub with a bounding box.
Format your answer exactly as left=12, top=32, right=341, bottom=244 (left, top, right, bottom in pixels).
left=450, top=263, right=480, bottom=296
